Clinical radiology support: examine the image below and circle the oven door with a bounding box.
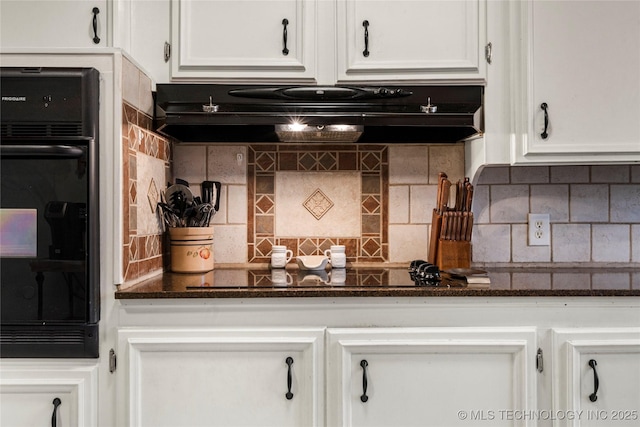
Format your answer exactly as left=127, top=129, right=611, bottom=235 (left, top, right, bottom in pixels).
left=0, top=137, right=99, bottom=357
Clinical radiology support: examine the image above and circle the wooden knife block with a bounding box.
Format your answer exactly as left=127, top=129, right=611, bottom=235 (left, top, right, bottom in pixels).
left=436, top=240, right=471, bottom=270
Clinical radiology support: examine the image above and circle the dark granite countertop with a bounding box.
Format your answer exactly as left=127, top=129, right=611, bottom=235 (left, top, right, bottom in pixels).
left=115, top=266, right=640, bottom=299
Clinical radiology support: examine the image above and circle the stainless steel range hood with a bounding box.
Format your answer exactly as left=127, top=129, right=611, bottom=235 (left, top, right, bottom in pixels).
left=155, top=84, right=483, bottom=143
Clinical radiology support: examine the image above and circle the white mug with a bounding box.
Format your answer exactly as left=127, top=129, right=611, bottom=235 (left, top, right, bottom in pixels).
left=271, top=269, right=293, bottom=286
left=271, top=245, right=293, bottom=268
left=324, top=245, right=346, bottom=268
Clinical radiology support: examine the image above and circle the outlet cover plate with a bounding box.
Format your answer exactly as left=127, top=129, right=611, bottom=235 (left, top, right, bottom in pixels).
left=528, top=213, right=550, bottom=246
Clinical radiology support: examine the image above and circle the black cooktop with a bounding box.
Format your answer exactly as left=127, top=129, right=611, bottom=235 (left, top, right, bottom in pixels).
left=184, top=264, right=466, bottom=289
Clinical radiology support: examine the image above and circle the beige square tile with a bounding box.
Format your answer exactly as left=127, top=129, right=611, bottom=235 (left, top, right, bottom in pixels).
left=227, top=184, right=248, bottom=224
left=530, top=185, right=569, bottom=222
left=389, top=145, right=429, bottom=184
left=275, top=171, right=361, bottom=238
left=389, top=185, right=409, bottom=224
left=510, top=166, right=549, bottom=184
left=570, top=184, right=609, bottom=222
left=471, top=224, right=511, bottom=262
left=591, top=165, right=629, bottom=183
left=550, top=165, right=589, bottom=183
left=511, top=224, right=550, bottom=262
left=592, top=224, right=630, bottom=262
left=173, top=145, right=207, bottom=184
left=477, top=166, right=509, bottom=184
left=122, top=58, right=139, bottom=107
left=428, top=145, right=465, bottom=184
left=611, top=185, right=640, bottom=223
left=207, top=146, right=247, bottom=184
left=138, top=70, right=154, bottom=117
left=472, top=184, right=490, bottom=224
left=552, top=224, right=591, bottom=262
left=213, top=225, right=248, bottom=263
left=490, top=185, right=529, bottom=223
left=388, top=224, right=429, bottom=262
left=410, top=185, right=437, bottom=224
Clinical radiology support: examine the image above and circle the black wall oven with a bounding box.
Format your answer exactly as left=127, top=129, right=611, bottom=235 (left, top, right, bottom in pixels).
left=0, top=67, right=100, bottom=358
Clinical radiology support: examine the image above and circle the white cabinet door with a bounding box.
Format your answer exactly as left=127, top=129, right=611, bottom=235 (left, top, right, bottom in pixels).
left=327, top=327, right=537, bottom=426
left=114, top=0, right=172, bottom=84
left=117, top=327, right=324, bottom=427
left=552, top=328, right=640, bottom=427
left=171, top=0, right=317, bottom=82
left=0, top=0, right=108, bottom=48
left=0, top=361, right=98, bottom=427
left=336, top=0, right=486, bottom=83
left=513, top=0, right=640, bottom=162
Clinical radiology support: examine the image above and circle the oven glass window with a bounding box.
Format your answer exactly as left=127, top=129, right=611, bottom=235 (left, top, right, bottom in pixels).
left=0, top=146, right=89, bottom=323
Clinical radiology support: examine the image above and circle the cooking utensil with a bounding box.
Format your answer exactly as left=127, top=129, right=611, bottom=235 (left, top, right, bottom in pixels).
left=165, top=183, right=193, bottom=218
left=158, top=202, right=181, bottom=228
left=201, top=181, right=222, bottom=225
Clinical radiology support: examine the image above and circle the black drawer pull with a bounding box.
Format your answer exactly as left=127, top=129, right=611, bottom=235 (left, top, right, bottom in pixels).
left=540, top=102, right=549, bottom=139
left=51, top=398, right=61, bottom=427
left=92, top=7, right=100, bottom=44
left=362, top=20, right=370, bottom=57
left=360, top=359, right=369, bottom=402
left=588, top=359, right=599, bottom=402
left=285, top=356, right=294, bottom=400
left=282, top=19, right=289, bottom=56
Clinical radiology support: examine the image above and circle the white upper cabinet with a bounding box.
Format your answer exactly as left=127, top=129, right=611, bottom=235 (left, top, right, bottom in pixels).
left=0, top=1, right=108, bottom=48
left=171, top=0, right=318, bottom=82
left=170, top=0, right=486, bottom=84
left=336, top=0, right=486, bottom=83
left=512, top=0, right=640, bottom=163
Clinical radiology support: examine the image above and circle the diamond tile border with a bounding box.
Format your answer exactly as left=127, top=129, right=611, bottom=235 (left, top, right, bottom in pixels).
left=248, top=144, right=388, bottom=263
left=122, top=102, right=172, bottom=283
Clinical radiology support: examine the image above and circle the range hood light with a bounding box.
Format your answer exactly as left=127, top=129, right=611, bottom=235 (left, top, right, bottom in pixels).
left=275, top=124, right=364, bottom=143
left=286, top=122, right=307, bottom=132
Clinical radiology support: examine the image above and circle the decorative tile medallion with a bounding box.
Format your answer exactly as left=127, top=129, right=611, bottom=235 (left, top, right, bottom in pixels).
left=303, top=188, right=334, bottom=220
left=248, top=144, right=388, bottom=263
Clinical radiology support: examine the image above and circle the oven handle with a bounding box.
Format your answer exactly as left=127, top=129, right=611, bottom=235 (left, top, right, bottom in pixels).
left=1, top=145, right=85, bottom=158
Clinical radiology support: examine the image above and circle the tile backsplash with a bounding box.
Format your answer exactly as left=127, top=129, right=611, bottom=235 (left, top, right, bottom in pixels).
left=121, top=59, right=171, bottom=283
left=473, top=165, right=640, bottom=265
left=174, top=145, right=639, bottom=267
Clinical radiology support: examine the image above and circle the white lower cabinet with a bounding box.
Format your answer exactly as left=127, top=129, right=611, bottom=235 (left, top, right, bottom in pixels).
left=117, top=326, right=536, bottom=426
left=0, top=361, right=98, bottom=427
left=326, top=327, right=537, bottom=427
left=551, top=328, right=640, bottom=427
left=116, top=328, right=325, bottom=426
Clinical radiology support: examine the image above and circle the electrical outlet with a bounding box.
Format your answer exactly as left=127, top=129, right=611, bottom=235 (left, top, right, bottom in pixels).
left=528, top=213, right=550, bottom=246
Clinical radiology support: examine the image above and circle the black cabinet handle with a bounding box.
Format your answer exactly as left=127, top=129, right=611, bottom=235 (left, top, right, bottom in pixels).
left=360, top=359, right=369, bottom=402
left=92, top=7, right=100, bottom=44
left=282, top=19, right=289, bottom=56
left=51, top=398, right=61, bottom=427
left=588, top=359, right=599, bottom=402
left=540, top=102, right=549, bottom=139
left=362, top=20, right=370, bottom=57
left=285, top=356, right=294, bottom=400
